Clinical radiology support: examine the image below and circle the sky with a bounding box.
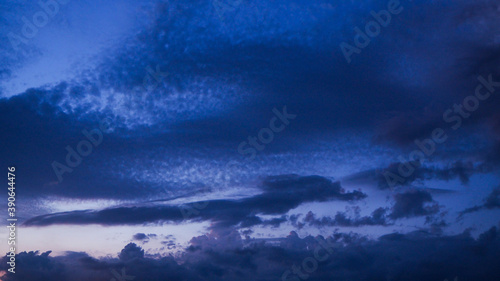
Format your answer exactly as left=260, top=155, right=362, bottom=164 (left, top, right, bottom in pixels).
left=0, top=0, right=500, bottom=280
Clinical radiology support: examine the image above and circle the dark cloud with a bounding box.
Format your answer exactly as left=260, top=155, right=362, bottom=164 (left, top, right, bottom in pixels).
left=484, top=187, right=500, bottom=209
left=344, top=161, right=475, bottom=191
left=1, top=0, right=500, bottom=279
left=377, top=161, right=476, bottom=190
left=0, top=87, right=170, bottom=202
left=482, top=141, right=500, bottom=169
left=293, top=199, right=444, bottom=229
left=0, top=0, right=499, bottom=231
left=298, top=208, right=389, bottom=228
left=459, top=186, right=500, bottom=217
left=23, top=175, right=366, bottom=227
left=389, top=190, right=440, bottom=220
left=0, top=246, right=199, bottom=281
left=118, top=243, right=144, bottom=262
left=2, top=227, right=500, bottom=281
left=132, top=233, right=148, bottom=241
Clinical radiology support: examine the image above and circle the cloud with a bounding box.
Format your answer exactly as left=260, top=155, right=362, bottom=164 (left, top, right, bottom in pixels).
left=1, top=1, right=500, bottom=279
left=459, top=186, right=500, bottom=217
left=0, top=246, right=199, bottom=281
left=389, top=190, right=440, bottom=220
left=118, top=243, right=144, bottom=262
left=2, top=227, right=500, bottom=281
left=23, top=175, right=366, bottom=227
left=376, top=161, right=476, bottom=189
left=293, top=194, right=444, bottom=229
left=297, top=208, right=389, bottom=228
left=483, top=141, right=500, bottom=169
left=132, top=233, right=148, bottom=241
left=343, top=161, right=477, bottom=191
left=1, top=0, right=499, bottom=233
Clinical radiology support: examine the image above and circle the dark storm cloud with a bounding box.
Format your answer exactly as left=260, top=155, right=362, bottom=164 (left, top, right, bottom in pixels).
left=2, top=227, right=500, bottom=281
left=23, top=175, right=366, bottom=227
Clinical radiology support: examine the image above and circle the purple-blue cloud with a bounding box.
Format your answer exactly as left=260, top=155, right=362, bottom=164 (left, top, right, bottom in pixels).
left=1, top=0, right=500, bottom=279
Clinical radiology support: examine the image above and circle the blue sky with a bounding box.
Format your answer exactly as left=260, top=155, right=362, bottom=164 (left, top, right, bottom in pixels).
left=0, top=0, right=500, bottom=280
